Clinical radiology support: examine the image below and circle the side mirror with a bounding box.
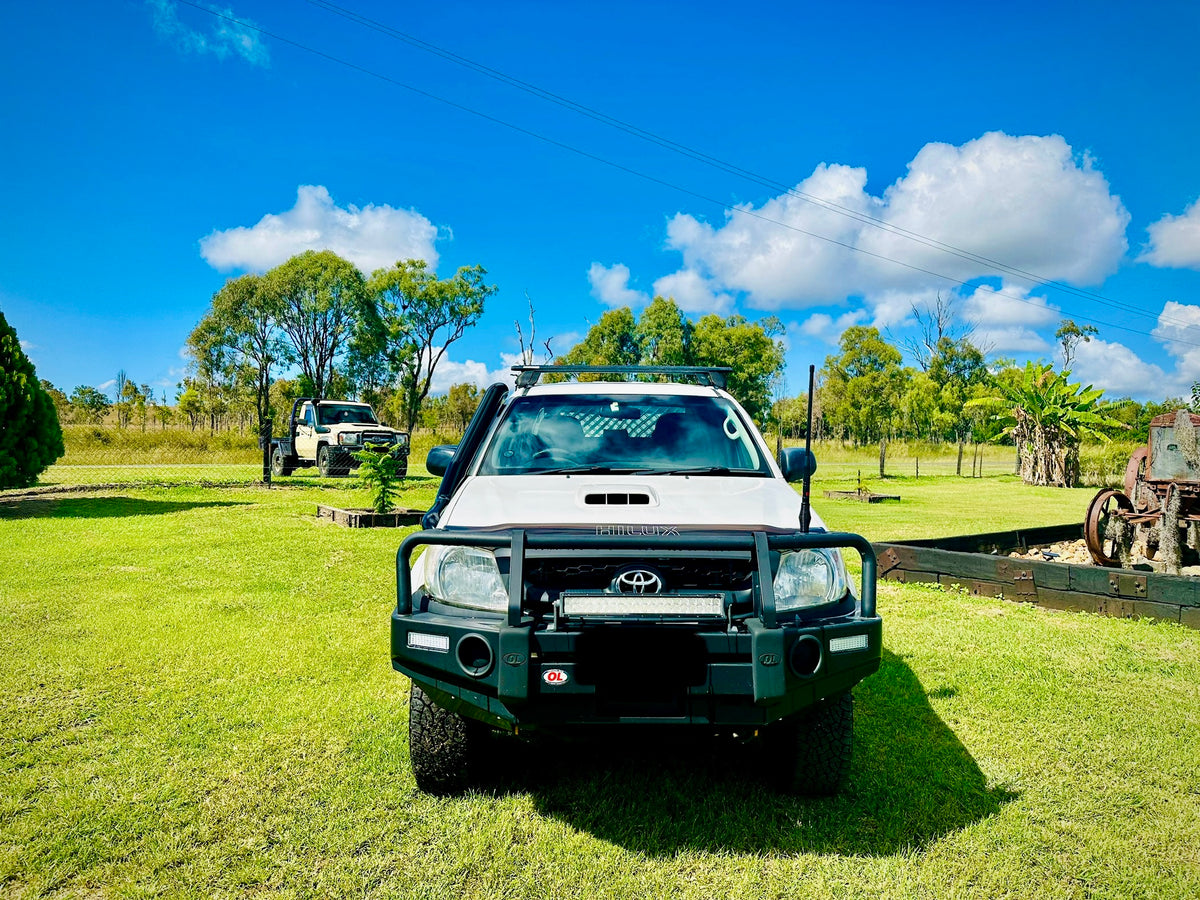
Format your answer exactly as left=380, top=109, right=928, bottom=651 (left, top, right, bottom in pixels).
left=780, top=447, right=817, bottom=483
left=426, top=444, right=458, bottom=478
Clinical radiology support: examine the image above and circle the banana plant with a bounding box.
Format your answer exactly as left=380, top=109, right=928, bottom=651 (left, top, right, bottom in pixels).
left=967, top=362, right=1125, bottom=486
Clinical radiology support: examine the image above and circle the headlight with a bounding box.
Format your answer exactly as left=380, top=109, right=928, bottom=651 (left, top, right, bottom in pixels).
left=773, top=549, right=849, bottom=611
left=421, top=545, right=509, bottom=613
left=338, top=432, right=361, bottom=445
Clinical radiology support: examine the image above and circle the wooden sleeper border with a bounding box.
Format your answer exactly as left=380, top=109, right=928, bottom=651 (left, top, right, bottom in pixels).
left=317, top=505, right=422, bottom=528
left=873, top=523, right=1200, bottom=629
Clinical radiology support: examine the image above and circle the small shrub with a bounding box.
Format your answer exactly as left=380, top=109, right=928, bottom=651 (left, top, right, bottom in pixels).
left=354, top=447, right=406, bottom=513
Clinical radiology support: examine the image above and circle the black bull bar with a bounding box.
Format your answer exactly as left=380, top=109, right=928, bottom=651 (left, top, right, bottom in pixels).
left=396, top=528, right=877, bottom=627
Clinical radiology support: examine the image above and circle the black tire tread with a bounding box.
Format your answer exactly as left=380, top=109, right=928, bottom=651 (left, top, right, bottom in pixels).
left=270, top=448, right=293, bottom=477
left=770, top=691, right=854, bottom=796
left=408, top=683, right=479, bottom=795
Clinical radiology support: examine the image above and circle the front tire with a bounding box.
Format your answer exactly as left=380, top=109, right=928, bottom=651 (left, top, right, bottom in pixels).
left=765, top=692, right=854, bottom=796
left=270, top=447, right=293, bottom=477
left=317, top=445, right=335, bottom=478
left=408, top=684, right=483, bottom=795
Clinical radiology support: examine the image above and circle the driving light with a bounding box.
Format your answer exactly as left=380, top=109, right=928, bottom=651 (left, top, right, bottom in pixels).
left=774, top=549, right=848, bottom=611
left=407, top=631, right=450, bottom=652
left=423, top=545, right=509, bottom=613
left=562, top=593, right=724, bottom=618
left=829, top=633, right=869, bottom=653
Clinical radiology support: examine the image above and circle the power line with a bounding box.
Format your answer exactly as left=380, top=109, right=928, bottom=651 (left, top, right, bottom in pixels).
left=174, top=0, right=1200, bottom=349
left=305, top=0, right=1197, bottom=334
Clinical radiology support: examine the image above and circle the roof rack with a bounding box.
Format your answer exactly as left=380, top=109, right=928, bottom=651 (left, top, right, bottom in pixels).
left=511, top=365, right=732, bottom=389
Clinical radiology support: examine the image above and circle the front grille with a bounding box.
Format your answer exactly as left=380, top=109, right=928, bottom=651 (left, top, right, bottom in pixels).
left=525, top=556, right=752, bottom=593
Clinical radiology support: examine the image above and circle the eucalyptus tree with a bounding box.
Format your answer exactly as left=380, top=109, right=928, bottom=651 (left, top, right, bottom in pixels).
left=191, top=273, right=288, bottom=438
left=357, top=259, right=496, bottom=433
left=558, top=300, right=784, bottom=424
left=557, top=307, right=640, bottom=374
left=185, top=313, right=234, bottom=432
left=635, top=296, right=692, bottom=366
left=690, top=313, right=784, bottom=424
left=266, top=250, right=367, bottom=402
left=819, top=326, right=908, bottom=445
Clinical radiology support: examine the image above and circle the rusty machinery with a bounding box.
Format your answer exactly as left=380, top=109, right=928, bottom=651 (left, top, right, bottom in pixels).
left=1085, top=410, right=1200, bottom=572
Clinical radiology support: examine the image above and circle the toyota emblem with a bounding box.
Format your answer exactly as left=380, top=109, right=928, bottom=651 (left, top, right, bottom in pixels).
left=614, top=567, right=664, bottom=594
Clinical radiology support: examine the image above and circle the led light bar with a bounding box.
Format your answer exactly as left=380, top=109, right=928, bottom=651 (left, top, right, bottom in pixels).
left=407, top=632, right=450, bottom=652
left=562, top=593, right=724, bottom=618
left=828, top=633, right=869, bottom=653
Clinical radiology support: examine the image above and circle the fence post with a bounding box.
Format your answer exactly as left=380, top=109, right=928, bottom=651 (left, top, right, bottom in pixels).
left=261, top=416, right=273, bottom=487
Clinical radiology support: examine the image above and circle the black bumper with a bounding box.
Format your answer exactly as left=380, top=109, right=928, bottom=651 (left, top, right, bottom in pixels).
left=391, top=528, right=882, bottom=730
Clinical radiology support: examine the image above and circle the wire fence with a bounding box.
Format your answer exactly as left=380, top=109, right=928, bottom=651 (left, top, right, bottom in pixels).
left=17, top=426, right=1132, bottom=492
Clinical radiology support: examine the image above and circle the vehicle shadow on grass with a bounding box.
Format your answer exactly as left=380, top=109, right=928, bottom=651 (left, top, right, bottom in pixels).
left=483, top=650, right=1017, bottom=857
left=0, top=496, right=249, bottom=519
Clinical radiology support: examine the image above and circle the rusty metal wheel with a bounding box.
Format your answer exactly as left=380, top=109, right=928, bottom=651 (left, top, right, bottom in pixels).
left=1123, top=446, right=1149, bottom=508
left=1085, top=488, right=1134, bottom=567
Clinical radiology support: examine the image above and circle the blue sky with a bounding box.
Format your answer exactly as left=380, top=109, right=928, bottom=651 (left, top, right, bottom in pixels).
left=3, top=0, right=1200, bottom=403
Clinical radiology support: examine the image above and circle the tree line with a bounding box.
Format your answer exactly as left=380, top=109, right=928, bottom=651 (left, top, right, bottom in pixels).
left=21, top=244, right=1196, bottom=492
left=553, top=297, right=786, bottom=423
left=183, top=251, right=495, bottom=440
left=790, top=323, right=1181, bottom=450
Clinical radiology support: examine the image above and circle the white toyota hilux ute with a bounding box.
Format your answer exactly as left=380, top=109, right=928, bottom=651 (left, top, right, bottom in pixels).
left=391, top=366, right=881, bottom=796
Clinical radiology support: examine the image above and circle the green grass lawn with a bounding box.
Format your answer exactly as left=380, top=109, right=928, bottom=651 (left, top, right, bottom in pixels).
left=2, top=479, right=1198, bottom=898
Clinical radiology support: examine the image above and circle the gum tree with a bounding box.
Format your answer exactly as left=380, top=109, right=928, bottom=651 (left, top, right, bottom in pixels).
left=267, top=251, right=367, bottom=401
left=356, top=260, right=495, bottom=433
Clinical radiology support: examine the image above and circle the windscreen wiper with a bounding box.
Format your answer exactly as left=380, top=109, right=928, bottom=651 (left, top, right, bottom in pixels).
left=534, top=465, right=642, bottom=475
left=629, top=466, right=736, bottom=476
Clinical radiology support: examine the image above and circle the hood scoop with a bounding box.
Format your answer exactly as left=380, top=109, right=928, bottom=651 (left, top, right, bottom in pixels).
left=584, top=491, right=652, bottom=506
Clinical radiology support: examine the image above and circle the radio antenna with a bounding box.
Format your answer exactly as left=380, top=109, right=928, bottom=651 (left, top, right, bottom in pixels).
left=800, top=364, right=815, bottom=533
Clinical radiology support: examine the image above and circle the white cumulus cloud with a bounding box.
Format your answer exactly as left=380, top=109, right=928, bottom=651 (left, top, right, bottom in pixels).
left=1141, top=199, right=1200, bottom=269
left=148, top=0, right=269, bottom=67
left=1071, top=338, right=1177, bottom=398
left=200, top=185, right=439, bottom=274
left=587, top=263, right=649, bottom=308
left=428, top=358, right=509, bottom=394
left=861, top=133, right=1128, bottom=287
left=658, top=132, right=1129, bottom=310
left=795, top=310, right=865, bottom=343
left=960, top=283, right=1058, bottom=353
left=651, top=268, right=733, bottom=314
left=665, top=163, right=875, bottom=307
left=1150, top=301, right=1200, bottom=384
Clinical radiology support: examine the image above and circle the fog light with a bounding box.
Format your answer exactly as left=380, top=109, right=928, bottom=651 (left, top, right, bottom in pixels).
left=829, top=634, right=869, bottom=653
left=407, top=632, right=450, bottom=652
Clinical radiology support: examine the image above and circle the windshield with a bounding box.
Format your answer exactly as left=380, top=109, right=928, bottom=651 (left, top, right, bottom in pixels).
left=317, top=404, right=378, bottom=426
left=477, top=394, right=769, bottom=476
